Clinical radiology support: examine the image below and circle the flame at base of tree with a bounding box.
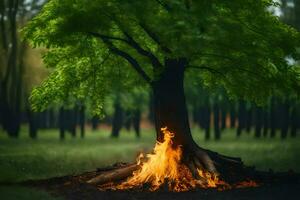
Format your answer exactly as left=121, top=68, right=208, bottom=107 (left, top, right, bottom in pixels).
left=112, top=127, right=242, bottom=192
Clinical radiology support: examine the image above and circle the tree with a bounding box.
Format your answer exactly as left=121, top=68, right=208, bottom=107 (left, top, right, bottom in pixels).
left=0, top=0, right=45, bottom=137
left=23, top=0, right=300, bottom=176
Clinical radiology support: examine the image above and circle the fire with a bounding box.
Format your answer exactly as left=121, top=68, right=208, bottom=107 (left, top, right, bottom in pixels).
left=235, top=180, right=259, bottom=188
left=114, top=127, right=232, bottom=192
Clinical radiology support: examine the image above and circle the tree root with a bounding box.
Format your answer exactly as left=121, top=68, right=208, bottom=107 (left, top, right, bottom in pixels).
left=182, top=145, right=248, bottom=183
left=87, top=146, right=248, bottom=186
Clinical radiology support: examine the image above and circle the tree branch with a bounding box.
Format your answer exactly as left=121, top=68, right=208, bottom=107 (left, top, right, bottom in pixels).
left=89, top=31, right=163, bottom=69
left=88, top=32, right=152, bottom=84
left=187, top=65, right=227, bottom=78
left=88, top=32, right=128, bottom=43
left=122, top=31, right=163, bottom=68
left=139, top=23, right=172, bottom=54
left=109, top=46, right=152, bottom=84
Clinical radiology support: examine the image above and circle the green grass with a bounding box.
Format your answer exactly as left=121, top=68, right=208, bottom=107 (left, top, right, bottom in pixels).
left=0, top=125, right=299, bottom=199
left=0, top=126, right=299, bottom=183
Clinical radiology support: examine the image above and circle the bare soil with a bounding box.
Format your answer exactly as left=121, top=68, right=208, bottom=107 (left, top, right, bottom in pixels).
left=24, top=163, right=300, bottom=200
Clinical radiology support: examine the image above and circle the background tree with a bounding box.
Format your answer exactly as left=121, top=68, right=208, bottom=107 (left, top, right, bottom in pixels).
left=23, top=0, right=300, bottom=177
left=0, top=0, right=45, bottom=137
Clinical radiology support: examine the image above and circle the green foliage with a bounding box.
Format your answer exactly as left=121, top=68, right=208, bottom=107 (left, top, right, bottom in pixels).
left=22, top=0, right=300, bottom=112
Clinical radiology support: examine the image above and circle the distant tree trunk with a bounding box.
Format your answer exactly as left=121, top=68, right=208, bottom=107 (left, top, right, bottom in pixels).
left=270, top=98, right=277, bottom=138
left=28, top=109, right=37, bottom=139
left=0, top=0, right=24, bottom=138
left=198, top=106, right=204, bottom=128
left=245, top=104, right=252, bottom=133
left=237, top=101, right=246, bottom=137
left=254, top=106, right=263, bottom=138
left=40, top=111, right=47, bottom=129
left=213, top=103, right=221, bottom=140
left=0, top=84, right=9, bottom=132
left=263, top=109, right=269, bottom=137
left=64, top=107, right=77, bottom=138
left=229, top=102, right=236, bottom=128
left=290, top=104, right=298, bottom=137
left=133, top=109, right=141, bottom=138
left=202, top=102, right=211, bottom=141
left=221, top=107, right=226, bottom=130
left=91, top=116, right=99, bottom=130
left=59, top=107, right=65, bottom=140
left=48, top=109, right=53, bottom=128
left=79, top=105, right=85, bottom=138
left=124, top=110, right=132, bottom=131
left=280, top=100, right=289, bottom=139
left=111, top=100, right=123, bottom=138
left=195, top=101, right=210, bottom=140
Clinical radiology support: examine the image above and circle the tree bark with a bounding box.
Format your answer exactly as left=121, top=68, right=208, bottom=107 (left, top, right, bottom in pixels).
left=152, top=58, right=195, bottom=147
left=150, top=58, right=243, bottom=174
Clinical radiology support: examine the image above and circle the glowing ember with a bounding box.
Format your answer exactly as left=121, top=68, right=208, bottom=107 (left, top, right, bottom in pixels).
left=235, top=180, right=259, bottom=188
left=114, top=127, right=232, bottom=192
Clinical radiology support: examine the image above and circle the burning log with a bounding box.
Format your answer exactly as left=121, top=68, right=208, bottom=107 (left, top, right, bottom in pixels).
left=87, top=127, right=258, bottom=192
left=87, top=164, right=139, bottom=185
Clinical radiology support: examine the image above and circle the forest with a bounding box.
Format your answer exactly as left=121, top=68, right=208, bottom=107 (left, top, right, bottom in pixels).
left=0, top=0, right=300, bottom=199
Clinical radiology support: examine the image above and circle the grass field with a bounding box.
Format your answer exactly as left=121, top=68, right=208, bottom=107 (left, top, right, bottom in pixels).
left=0, top=126, right=299, bottom=199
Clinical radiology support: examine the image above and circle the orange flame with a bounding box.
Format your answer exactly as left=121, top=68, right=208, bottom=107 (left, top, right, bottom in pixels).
left=114, top=127, right=234, bottom=192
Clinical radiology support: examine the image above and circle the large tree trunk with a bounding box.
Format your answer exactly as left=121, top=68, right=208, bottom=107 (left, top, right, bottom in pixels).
left=152, top=58, right=194, bottom=148
left=151, top=58, right=243, bottom=176
left=88, top=58, right=245, bottom=185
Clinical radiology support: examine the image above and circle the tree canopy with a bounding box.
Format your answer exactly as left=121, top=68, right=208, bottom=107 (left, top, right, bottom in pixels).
left=23, top=0, right=300, bottom=114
